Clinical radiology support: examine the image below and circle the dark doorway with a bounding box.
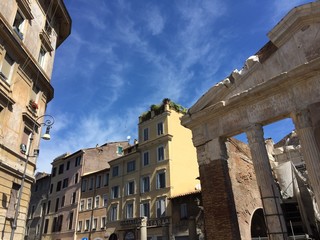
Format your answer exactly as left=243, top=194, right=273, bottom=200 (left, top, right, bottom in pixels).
left=109, top=233, right=118, bottom=240
left=251, top=208, right=267, bottom=238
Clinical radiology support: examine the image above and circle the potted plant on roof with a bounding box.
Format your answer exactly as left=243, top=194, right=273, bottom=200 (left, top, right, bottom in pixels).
left=29, top=99, right=38, bottom=111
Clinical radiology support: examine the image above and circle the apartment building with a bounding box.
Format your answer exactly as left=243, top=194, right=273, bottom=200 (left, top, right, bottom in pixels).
left=42, top=142, right=129, bottom=240
left=26, top=172, right=51, bottom=240
left=0, top=1, right=71, bottom=239
left=105, top=99, right=199, bottom=239
left=77, top=168, right=110, bottom=240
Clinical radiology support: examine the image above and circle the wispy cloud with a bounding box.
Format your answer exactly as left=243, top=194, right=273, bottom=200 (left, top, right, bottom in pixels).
left=145, top=6, right=165, bottom=35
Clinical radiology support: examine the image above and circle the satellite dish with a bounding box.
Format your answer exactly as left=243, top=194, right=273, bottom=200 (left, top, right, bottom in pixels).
left=127, top=136, right=131, bottom=141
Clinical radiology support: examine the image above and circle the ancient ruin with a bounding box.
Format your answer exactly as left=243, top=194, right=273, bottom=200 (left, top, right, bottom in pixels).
left=181, top=2, right=320, bottom=239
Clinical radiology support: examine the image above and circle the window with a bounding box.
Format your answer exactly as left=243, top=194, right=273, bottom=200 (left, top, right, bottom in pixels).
left=43, top=219, right=49, bottom=233
left=141, top=176, right=150, bottom=193
left=111, top=186, right=119, bottom=199
left=38, top=46, right=46, bottom=68
left=180, top=203, right=188, bottom=219
left=30, top=205, right=35, bottom=218
left=68, top=211, right=74, bottom=230
left=143, top=128, right=149, bottom=141
left=21, top=127, right=31, bottom=155
left=92, top=218, right=97, bottom=230
left=56, top=181, right=61, bottom=192
left=46, top=201, right=51, bottom=214
left=63, top=178, right=68, bottom=188
left=112, top=166, right=119, bottom=177
left=156, top=198, right=166, bottom=218
left=104, top=173, right=109, bottom=186
left=80, top=199, right=85, bottom=211
left=157, top=122, right=164, bottom=135
left=156, top=171, right=166, bottom=189
left=110, top=204, right=118, bottom=221
left=103, top=194, right=108, bottom=207
left=13, top=11, right=24, bottom=39
left=75, top=156, right=82, bottom=166
left=101, top=217, right=106, bottom=229
left=117, top=146, right=123, bottom=155
left=126, top=181, right=135, bottom=195
left=41, top=203, right=46, bottom=217
left=55, top=198, right=59, bottom=212
left=96, top=175, right=101, bottom=188
left=71, top=192, right=76, bottom=204
left=157, top=146, right=164, bottom=161
left=58, top=164, right=64, bottom=174
left=142, top=151, right=149, bottom=166
left=127, top=160, right=135, bottom=173
left=49, top=184, right=53, bottom=194
left=75, top=173, right=79, bottom=184
left=77, top=221, right=82, bottom=232
left=52, top=167, right=56, bottom=177
left=66, top=161, right=70, bottom=170
left=87, top=198, right=92, bottom=210
left=81, top=179, right=87, bottom=192
left=140, top=202, right=150, bottom=218
left=126, top=202, right=134, bottom=219
left=0, top=53, right=14, bottom=82
left=61, top=195, right=65, bottom=207
left=85, top=219, right=90, bottom=231
left=89, top=177, right=94, bottom=190
left=95, top=196, right=100, bottom=208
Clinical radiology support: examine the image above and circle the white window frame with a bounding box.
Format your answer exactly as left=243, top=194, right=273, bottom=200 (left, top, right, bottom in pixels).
left=126, top=181, right=135, bottom=195
left=13, top=10, right=25, bottom=39
left=140, top=201, right=150, bottom=218
left=101, top=216, right=106, bottom=229
left=156, top=170, right=166, bottom=189
left=94, top=195, right=100, bottom=208
left=110, top=204, right=118, bottom=221
left=111, top=186, right=119, bottom=199
left=103, top=194, right=108, bottom=207
left=0, top=53, right=15, bottom=83
left=92, top=218, right=97, bottom=230
left=126, top=202, right=134, bottom=219
left=142, top=151, right=149, bottom=166
left=157, top=145, right=165, bottom=161
left=156, top=197, right=166, bottom=218
left=141, top=176, right=150, bottom=193
left=157, top=121, right=164, bottom=135
left=80, top=199, right=85, bottom=211
left=38, top=46, right=46, bottom=68
left=77, top=221, right=82, bottom=232
left=85, top=219, right=90, bottom=231
left=87, top=198, right=92, bottom=210
left=143, top=128, right=149, bottom=141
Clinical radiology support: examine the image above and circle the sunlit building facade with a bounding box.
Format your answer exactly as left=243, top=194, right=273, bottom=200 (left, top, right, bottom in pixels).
left=0, top=1, right=71, bottom=239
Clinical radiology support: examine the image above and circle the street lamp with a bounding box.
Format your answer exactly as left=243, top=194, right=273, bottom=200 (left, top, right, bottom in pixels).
left=10, top=114, right=54, bottom=240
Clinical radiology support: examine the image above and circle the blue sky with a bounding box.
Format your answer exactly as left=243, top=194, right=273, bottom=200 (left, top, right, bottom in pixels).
left=37, top=0, right=312, bottom=173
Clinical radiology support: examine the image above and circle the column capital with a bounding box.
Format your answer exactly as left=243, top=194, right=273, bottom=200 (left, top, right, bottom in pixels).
left=246, top=123, right=264, bottom=145
left=196, top=137, right=228, bottom=166
left=292, top=109, right=312, bottom=129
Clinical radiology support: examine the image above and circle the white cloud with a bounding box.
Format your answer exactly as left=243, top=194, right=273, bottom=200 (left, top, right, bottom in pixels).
left=146, top=6, right=165, bottom=35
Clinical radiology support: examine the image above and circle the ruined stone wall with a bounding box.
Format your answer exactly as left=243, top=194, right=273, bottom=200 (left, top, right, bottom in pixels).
left=227, top=138, right=262, bottom=240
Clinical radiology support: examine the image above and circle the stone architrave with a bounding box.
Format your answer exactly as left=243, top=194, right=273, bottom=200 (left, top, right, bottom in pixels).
left=292, top=109, right=320, bottom=210
left=246, top=124, right=287, bottom=240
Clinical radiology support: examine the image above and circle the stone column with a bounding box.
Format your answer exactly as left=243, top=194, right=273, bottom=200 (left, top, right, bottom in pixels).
left=246, top=124, right=287, bottom=240
left=196, top=137, right=241, bottom=239
left=140, top=217, right=147, bottom=240
left=292, top=109, right=320, bottom=210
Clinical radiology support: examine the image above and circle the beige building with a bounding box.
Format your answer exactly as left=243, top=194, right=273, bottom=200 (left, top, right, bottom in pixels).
left=0, top=1, right=71, bottom=239
left=42, top=142, right=129, bottom=240
left=77, top=168, right=110, bottom=240
left=104, top=99, right=199, bottom=239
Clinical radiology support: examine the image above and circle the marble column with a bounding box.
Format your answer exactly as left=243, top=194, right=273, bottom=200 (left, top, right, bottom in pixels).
left=140, top=217, right=147, bottom=240
left=292, top=109, right=320, bottom=210
left=246, top=124, right=287, bottom=240
left=196, top=137, right=241, bottom=239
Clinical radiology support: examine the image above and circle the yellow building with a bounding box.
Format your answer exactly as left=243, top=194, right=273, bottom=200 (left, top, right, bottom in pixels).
left=0, top=1, right=71, bottom=239
left=106, top=99, right=199, bottom=239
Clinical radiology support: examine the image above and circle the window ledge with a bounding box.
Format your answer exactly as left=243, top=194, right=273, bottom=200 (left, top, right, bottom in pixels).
left=40, top=30, right=53, bottom=52
left=17, top=0, right=34, bottom=20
